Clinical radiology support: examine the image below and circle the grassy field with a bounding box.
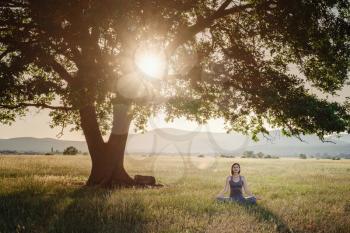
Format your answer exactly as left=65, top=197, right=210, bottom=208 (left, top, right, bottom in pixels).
left=0, top=155, right=349, bottom=233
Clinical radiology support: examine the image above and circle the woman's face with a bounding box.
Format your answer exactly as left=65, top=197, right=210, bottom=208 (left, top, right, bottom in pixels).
left=232, top=164, right=240, bottom=174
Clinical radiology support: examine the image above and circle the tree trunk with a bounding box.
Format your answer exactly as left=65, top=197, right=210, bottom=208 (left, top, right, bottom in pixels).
left=79, top=103, right=136, bottom=188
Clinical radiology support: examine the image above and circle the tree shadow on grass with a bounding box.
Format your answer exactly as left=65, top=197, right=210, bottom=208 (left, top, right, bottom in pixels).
left=52, top=187, right=150, bottom=233
left=218, top=201, right=293, bottom=233
left=242, top=203, right=293, bottom=233
left=0, top=186, right=150, bottom=233
left=0, top=186, right=66, bottom=233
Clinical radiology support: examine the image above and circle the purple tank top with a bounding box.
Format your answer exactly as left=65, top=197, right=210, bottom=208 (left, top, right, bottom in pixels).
left=229, top=175, right=243, bottom=197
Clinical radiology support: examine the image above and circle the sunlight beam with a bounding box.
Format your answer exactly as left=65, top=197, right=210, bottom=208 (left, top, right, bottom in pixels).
left=135, top=48, right=166, bottom=79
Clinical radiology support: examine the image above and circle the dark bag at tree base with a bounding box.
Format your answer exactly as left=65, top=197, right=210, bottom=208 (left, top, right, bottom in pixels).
left=134, top=175, right=156, bottom=186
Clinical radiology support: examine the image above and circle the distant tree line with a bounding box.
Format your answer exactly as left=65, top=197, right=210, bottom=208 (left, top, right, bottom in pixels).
left=299, top=153, right=342, bottom=160
left=0, top=150, right=37, bottom=155
left=241, top=151, right=279, bottom=159
left=0, top=146, right=89, bottom=156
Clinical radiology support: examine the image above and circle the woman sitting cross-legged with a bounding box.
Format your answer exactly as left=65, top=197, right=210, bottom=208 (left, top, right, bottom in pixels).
left=216, top=162, right=261, bottom=204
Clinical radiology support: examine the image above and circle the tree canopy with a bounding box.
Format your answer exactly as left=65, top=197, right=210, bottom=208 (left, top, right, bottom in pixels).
left=1, top=0, right=350, bottom=141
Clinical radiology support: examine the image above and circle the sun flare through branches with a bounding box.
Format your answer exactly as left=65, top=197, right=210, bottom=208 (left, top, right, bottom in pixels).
left=134, top=48, right=167, bottom=79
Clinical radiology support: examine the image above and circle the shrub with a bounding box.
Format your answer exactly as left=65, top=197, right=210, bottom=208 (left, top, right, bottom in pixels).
left=63, top=146, right=78, bottom=155
left=241, top=151, right=257, bottom=158
left=243, top=151, right=255, bottom=156
left=220, top=154, right=235, bottom=158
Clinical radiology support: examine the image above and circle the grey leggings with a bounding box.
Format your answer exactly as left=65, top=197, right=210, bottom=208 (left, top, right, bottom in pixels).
left=216, top=196, right=257, bottom=205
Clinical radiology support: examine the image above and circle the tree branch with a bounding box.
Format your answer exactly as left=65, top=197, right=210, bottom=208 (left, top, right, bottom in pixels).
left=0, top=103, right=73, bottom=111
left=165, top=2, right=254, bottom=56
left=217, top=0, right=235, bottom=12
left=0, top=48, right=10, bottom=61
left=0, top=2, right=29, bottom=9
left=0, top=41, right=75, bottom=85
left=37, top=51, right=74, bottom=85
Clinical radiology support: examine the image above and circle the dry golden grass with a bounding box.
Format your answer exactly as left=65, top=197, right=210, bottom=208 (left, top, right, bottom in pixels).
left=0, top=155, right=349, bottom=233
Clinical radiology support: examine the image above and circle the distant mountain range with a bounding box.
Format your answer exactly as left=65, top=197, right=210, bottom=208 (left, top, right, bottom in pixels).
left=1, top=128, right=349, bottom=157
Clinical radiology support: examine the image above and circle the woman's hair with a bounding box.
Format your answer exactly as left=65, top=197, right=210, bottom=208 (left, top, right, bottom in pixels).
left=231, top=163, right=240, bottom=175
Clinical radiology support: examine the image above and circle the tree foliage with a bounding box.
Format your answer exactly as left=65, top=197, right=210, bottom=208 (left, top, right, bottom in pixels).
left=1, top=0, right=349, bottom=141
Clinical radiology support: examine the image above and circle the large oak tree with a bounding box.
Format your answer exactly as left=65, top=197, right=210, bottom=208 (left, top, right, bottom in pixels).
left=1, top=0, right=349, bottom=187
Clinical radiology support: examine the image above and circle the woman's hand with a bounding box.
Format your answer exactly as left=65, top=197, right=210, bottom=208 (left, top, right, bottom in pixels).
left=254, top=195, right=262, bottom=200
left=216, top=193, right=224, bottom=198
